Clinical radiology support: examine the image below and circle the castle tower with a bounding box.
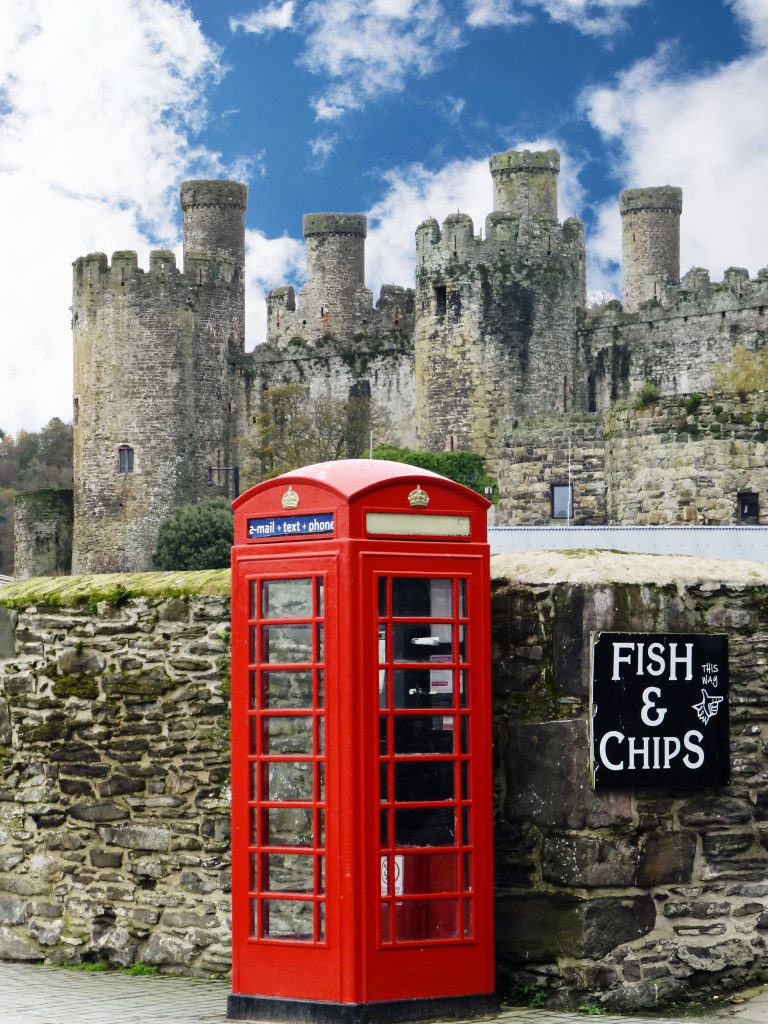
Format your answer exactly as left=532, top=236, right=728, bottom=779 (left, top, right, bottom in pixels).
left=414, top=148, right=586, bottom=468
left=71, top=180, right=247, bottom=573
left=181, top=180, right=247, bottom=275
left=295, top=214, right=374, bottom=344
left=620, top=186, right=682, bottom=311
left=489, top=149, right=560, bottom=224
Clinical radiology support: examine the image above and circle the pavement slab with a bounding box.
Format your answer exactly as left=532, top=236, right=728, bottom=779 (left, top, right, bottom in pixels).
left=2, top=963, right=768, bottom=1024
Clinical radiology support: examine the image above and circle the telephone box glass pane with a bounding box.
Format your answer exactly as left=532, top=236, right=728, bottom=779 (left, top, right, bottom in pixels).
left=462, top=853, right=472, bottom=891
left=398, top=852, right=458, bottom=893
left=316, top=578, right=324, bottom=617
left=393, top=716, right=455, bottom=754
left=378, top=577, right=388, bottom=616
left=392, top=578, right=452, bottom=617
left=394, top=899, right=458, bottom=941
left=265, top=808, right=314, bottom=847
left=263, top=716, right=313, bottom=754
left=250, top=854, right=258, bottom=891
left=262, top=625, right=313, bottom=663
left=394, top=669, right=454, bottom=710
left=265, top=762, right=314, bottom=802
left=318, top=903, right=326, bottom=942
left=394, top=762, right=454, bottom=802
left=395, top=808, right=455, bottom=847
left=262, top=579, right=313, bottom=619
left=263, top=670, right=313, bottom=708
left=264, top=853, right=314, bottom=893
left=262, top=899, right=314, bottom=941
left=462, top=899, right=473, bottom=938
left=393, top=623, right=453, bottom=663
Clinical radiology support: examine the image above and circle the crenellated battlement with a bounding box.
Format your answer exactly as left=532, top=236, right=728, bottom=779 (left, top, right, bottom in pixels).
left=71, top=246, right=241, bottom=299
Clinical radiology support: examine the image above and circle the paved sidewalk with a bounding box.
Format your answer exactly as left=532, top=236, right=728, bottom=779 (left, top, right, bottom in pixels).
left=2, top=962, right=767, bottom=1024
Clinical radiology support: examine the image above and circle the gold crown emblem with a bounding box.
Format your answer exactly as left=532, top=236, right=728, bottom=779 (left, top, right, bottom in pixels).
left=281, top=486, right=299, bottom=510
left=408, top=485, right=430, bottom=508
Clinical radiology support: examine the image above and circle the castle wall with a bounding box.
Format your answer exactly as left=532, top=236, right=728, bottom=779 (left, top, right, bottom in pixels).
left=414, top=209, right=586, bottom=470
left=3, top=558, right=768, bottom=1010
left=231, top=338, right=417, bottom=481
left=498, top=393, right=768, bottom=526
left=13, top=490, right=73, bottom=580
left=585, top=272, right=768, bottom=410
left=497, top=417, right=606, bottom=525
left=604, top=392, right=768, bottom=525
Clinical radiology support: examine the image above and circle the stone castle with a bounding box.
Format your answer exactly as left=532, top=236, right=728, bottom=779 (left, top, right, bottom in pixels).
left=13, top=148, right=768, bottom=576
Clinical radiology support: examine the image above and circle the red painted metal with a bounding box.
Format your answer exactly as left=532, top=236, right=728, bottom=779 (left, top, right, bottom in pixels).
left=231, top=460, right=494, bottom=1009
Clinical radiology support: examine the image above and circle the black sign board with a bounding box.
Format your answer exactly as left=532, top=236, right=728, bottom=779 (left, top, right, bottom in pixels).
left=591, top=632, right=729, bottom=790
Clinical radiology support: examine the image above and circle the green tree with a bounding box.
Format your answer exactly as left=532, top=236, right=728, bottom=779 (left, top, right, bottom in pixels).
left=0, top=418, right=73, bottom=574
left=712, top=345, right=768, bottom=393
left=249, top=384, right=388, bottom=481
left=153, top=499, right=233, bottom=571
left=372, top=445, right=498, bottom=501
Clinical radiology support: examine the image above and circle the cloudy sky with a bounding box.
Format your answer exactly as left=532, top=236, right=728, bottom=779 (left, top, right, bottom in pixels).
left=2, top=0, right=767, bottom=433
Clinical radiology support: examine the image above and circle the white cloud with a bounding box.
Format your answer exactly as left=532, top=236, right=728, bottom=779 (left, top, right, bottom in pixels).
left=230, top=1, right=295, bottom=36
left=245, top=230, right=306, bottom=346
left=466, top=0, right=645, bottom=35
left=0, top=0, right=235, bottom=434
left=308, top=133, right=339, bottom=167
left=300, top=0, right=464, bottom=120
left=583, top=0, right=768, bottom=293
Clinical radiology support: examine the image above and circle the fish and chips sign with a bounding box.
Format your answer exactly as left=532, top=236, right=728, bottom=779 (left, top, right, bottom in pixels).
left=591, top=633, right=729, bottom=789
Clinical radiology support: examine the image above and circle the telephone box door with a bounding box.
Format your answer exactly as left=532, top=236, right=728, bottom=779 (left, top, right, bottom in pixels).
left=231, top=555, right=341, bottom=1000
left=360, top=553, right=494, bottom=1002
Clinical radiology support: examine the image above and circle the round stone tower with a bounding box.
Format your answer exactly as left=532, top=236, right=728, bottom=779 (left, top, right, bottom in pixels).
left=180, top=180, right=247, bottom=274
left=620, top=186, right=682, bottom=311
left=72, top=180, right=247, bottom=573
left=489, top=149, right=560, bottom=223
left=298, top=214, right=373, bottom=343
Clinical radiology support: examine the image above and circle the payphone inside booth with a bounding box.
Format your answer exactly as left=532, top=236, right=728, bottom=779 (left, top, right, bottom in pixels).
left=229, top=460, right=497, bottom=1023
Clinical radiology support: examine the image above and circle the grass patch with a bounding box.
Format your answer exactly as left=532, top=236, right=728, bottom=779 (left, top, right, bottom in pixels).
left=0, top=570, right=230, bottom=609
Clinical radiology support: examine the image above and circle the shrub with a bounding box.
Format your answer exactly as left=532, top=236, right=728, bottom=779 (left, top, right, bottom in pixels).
left=372, top=445, right=498, bottom=502
left=153, top=499, right=233, bottom=571
left=634, top=381, right=661, bottom=409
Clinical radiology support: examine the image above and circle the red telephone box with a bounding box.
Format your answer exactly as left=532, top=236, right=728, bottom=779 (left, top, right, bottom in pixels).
left=229, top=460, right=497, bottom=1023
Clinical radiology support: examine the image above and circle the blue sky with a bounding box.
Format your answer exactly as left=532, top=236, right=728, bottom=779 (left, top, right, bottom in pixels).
left=1, top=0, right=767, bottom=433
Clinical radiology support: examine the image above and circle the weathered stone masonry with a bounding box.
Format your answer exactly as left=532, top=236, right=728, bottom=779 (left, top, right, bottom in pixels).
left=2, top=557, right=768, bottom=1008
left=0, top=583, right=232, bottom=974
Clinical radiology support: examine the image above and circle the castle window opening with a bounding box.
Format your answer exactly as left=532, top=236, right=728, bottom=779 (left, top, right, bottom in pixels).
left=73, top=397, right=79, bottom=427
left=551, top=483, right=573, bottom=520
left=118, top=445, right=134, bottom=475
left=434, top=285, right=447, bottom=317
left=738, top=492, right=759, bottom=525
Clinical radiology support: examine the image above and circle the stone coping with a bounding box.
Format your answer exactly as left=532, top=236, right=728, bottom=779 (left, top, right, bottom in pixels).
left=2, top=550, right=768, bottom=609
left=491, top=549, right=768, bottom=586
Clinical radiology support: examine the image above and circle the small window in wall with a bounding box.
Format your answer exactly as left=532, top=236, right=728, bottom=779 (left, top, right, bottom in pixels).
left=551, top=483, right=573, bottom=520
left=118, top=445, right=135, bottom=474
left=73, top=396, right=80, bottom=426
left=433, top=285, right=447, bottom=317
left=738, top=492, right=759, bottom=524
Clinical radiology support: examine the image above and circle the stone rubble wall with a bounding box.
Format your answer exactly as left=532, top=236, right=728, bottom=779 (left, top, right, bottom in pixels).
left=1, top=562, right=768, bottom=1008
left=0, top=592, right=231, bottom=975
left=491, top=557, right=768, bottom=1009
